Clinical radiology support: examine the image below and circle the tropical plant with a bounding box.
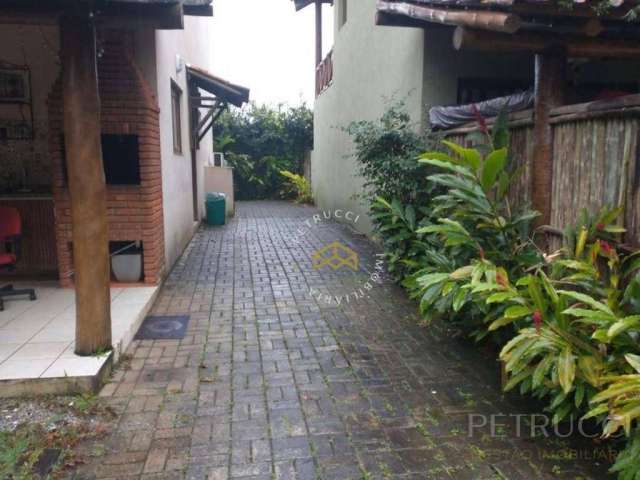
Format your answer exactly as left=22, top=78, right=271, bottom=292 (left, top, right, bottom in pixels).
left=351, top=104, right=640, bottom=478
left=279, top=170, right=313, bottom=204
left=406, top=134, right=542, bottom=331
left=369, top=197, right=432, bottom=281
left=213, top=103, right=313, bottom=200
left=224, top=152, right=288, bottom=200
left=586, top=354, right=640, bottom=480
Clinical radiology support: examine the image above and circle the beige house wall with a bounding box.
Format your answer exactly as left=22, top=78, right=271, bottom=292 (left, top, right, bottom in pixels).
left=311, top=0, right=425, bottom=235
left=204, top=166, right=235, bottom=216
left=155, top=16, right=215, bottom=271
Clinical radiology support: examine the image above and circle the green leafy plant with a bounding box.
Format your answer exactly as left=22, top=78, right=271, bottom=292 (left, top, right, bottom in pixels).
left=587, top=354, right=640, bottom=480
left=407, top=136, right=541, bottom=332
left=214, top=103, right=313, bottom=200
left=370, top=197, right=432, bottom=281
left=344, top=100, right=438, bottom=207
left=350, top=103, right=640, bottom=478
left=279, top=170, right=313, bottom=204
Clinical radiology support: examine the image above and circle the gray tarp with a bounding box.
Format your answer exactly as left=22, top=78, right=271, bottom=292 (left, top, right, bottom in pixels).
left=429, top=89, right=534, bottom=130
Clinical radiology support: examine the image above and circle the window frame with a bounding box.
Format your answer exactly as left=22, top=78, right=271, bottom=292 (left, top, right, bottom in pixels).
left=339, top=0, right=347, bottom=29
left=170, top=79, right=183, bottom=155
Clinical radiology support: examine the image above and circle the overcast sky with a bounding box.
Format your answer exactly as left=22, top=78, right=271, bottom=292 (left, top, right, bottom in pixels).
left=210, top=0, right=334, bottom=107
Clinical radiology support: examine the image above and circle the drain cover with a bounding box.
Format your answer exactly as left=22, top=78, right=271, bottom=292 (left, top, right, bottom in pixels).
left=135, top=315, right=190, bottom=340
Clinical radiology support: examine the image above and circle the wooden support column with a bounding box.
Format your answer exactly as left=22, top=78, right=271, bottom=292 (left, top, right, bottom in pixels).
left=60, top=13, right=112, bottom=355
left=532, top=48, right=566, bottom=228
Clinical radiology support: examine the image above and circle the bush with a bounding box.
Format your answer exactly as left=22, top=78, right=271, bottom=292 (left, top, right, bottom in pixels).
left=344, top=100, right=437, bottom=206
left=363, top=113, right=640, bottom=477
left=214, top=103, right=313, bottom=200
left=345, top=101, right=440, bottom=280
left=280, top=170, right=313, bottom=204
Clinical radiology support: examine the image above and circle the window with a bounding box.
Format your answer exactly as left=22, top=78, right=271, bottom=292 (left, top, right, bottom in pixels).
left=339, top=0, right=347, bottom=29
left=171, top=80, right=183, bottom=154
left=61, top=134, right=141, bottom=185
left=102, top=134, right=141, bottom=185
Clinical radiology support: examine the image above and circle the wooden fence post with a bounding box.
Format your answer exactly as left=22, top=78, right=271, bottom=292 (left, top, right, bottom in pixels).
left=532, top=47, right=566, bottom=229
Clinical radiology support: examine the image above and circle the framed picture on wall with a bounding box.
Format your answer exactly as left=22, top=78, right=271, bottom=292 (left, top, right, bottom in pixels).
left=0, top=68, right=30, bottom=103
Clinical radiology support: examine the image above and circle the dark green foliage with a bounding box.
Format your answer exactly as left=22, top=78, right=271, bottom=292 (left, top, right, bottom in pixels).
left=354, top=105, right=640, bottom=477
left=344, top=101, right=440, bottom=279
left=213, top=103, right=313, bottom=200
left=343, top=100, right=439, bottom=206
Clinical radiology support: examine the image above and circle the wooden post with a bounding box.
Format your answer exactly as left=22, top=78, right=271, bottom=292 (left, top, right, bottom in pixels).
left=532, top=48, right=566, bottom=228
left=60, top=13, right=112, bottom=355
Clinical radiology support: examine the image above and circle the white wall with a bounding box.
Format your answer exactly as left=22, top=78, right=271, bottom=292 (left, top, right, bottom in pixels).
left=311, top=0, right=425, bottom=235
left=155, top=16, right=214, bottom=271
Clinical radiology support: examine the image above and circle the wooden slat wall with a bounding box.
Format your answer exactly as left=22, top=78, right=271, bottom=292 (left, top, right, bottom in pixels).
left=0, top=199, right=58, bottom=275
left=550, top=118, right=639, bottom=243
left=443, top=104, right=640, bottom=248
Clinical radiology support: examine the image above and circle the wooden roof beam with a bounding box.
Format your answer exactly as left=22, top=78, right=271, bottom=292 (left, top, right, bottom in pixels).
left=377, top=0, right=522, bottom=33
left=453, top=26, right=640, bottom=58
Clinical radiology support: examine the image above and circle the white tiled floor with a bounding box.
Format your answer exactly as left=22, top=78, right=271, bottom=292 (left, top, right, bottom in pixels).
left=0, top=282, right=158, bottom=382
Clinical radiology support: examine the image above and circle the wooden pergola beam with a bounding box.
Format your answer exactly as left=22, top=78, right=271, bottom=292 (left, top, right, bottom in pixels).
left=60, top=13, right=111, bottom=356
left=377, top=0, right=522, bottom=33
left=453, top=26, right=640, bottom=58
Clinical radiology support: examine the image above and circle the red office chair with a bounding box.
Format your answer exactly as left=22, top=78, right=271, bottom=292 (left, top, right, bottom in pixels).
left=0, top=207, right=36, bottom=311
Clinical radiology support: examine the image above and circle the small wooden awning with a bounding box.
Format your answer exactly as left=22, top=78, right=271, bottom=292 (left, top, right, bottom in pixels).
left=292, top=0, right=333, bottom=11
left=187, top=66, right=250, bottom=108
left=186, top=66, right=249, bottom=148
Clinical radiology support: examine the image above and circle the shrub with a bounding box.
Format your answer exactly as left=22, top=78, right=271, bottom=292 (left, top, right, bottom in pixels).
left=214, top=103, right=313, bottom=200
left=345, top=101, right=440, bottom=279
left=367, top=123, right=640, bottom=478
left=280, top=170, right=313, bottom=204
left=344, top=100, right=437, bottom=206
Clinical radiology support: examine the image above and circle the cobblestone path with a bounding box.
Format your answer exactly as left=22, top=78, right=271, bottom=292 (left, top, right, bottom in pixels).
left=77, top=201, right=612, bottom=480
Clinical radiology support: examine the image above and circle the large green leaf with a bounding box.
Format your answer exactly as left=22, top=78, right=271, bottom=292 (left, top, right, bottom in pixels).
left=419, top=158, right=474, bottom=178
left=532, top=355, right=554, bottom=388
left=488, top=316, right=517, bottom=331
left=607, top=316, right=640, bottom=339
left=480, top=148, right=507, bottom=192
left=504, top=305, right=532, bottom=319
left=416, top=273, right=450, bottom=290
left=558, top=347, right=576, bottom=394
left=557, top=290, right=614, bottom=316
left=486, top=291, right=520, bottom=304
left=441, top=140, right=481, bottom=172
left=626, top=354, right=640, bottom=374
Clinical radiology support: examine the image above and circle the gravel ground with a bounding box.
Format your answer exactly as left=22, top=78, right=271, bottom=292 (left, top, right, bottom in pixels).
left=0, top=396, right=109, bottom=433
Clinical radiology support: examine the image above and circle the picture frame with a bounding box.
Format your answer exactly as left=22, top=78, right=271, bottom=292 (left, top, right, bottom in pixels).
left=0, top=67, right=30, bottom=103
